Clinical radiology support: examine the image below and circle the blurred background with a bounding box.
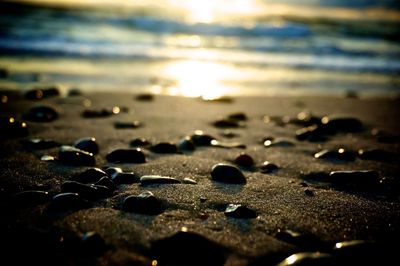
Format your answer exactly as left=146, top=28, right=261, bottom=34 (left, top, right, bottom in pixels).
left=0, top=0, right=399, bottom=99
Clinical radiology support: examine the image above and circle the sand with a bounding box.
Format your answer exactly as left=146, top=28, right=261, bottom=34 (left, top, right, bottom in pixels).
left=1, top=91, right=399, bottom=265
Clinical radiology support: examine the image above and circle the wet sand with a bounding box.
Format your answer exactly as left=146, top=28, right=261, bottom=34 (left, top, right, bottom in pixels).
left=1, top=90, right=400, bottom=265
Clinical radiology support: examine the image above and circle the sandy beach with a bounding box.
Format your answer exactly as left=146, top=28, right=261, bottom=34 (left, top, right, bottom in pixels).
left=1, top=90, right=399, bottom=265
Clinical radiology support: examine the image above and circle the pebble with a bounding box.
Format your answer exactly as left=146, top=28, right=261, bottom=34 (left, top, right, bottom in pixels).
left=135, top=93, right=154, bottom=101
left=234, top=153, right=254, bottom=167
left=14, top=190, right=50, bottom=206
left=150, top=142, right=179, bottom=154
left=329, top=170, right=380, bottom=188
left=227, top=112, right=248, bottom=121
left=58, top=145, right=96, bottom=166
left=73, top=137, right=99, bottom=155
left=263, top=139, right=294, bottom=148
left=129, top=138, right=151, bottom=147
left=140, top=175, right=181, bottom=185
left=24, top=86, right=60, bottom=100
left=296, top=125, right=329, bottom=142
left=82, top=107, right=121, bottom=118
left=314, top=148, right=356, bottom=161
left=41, top=155, right=56, bottom=161
left=201, top=95, right=233, bottom=103
left=112, top=172, right=140, bottom=184
left=0, top=117, right=28, bottom=138
left=67, top=88, right=83, bottom=96
left=183, top=177, right=197, bottom=184
left=358, top=148, right=395, bottom=162
left=122, top=191, right=163, bottom=215
left=106, top=148, right=146, bottom=163
left=210, top=140, right=246, bottom=149
left=275, top=230, right=322, bottom=249
left=321, top=115, right=363, bottom=132
left=213, top=119, right=243, bottom=128
left=114, top=121, right=141, bottom=129
left=277, top=252, right=334, bottom=266
left=371, top=128, right=400, bottom=143
left=220, top=130, right=238, bottom=138
left=104, top=167, right=123, bottom=177
left=293, top=111, right=322, bottom=127
left=74, top=168, right=108, bottom=183
left=211, top=164, right=246, bottom=184
left=81, top=231, right=106, bottom=255
left=151, top=230, right=225, bottom=266
left=50, top=192, right=90, bottom=210
left=177, top=137, right=196, bottom=151
left=190, top=130, right=216, bottom=146
left=259, top=161, right=279, bottom=174
left=304, top=189, right=315, bottom=197
left=21, top=138, right=60, bottom=150
left=224, top=204, right=257, bottom=219
left=95, top=176, right=117, bottom=190
left=23, top=105, right=59, bottom=122
left=61, top=181, right=112, bottom=199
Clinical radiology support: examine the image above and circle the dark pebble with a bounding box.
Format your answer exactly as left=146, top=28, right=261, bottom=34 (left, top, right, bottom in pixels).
left=150, top=142, right=179, bottom=154
left=0, top=117, right=28, bottom=138
left=74, top=168, right=108, bottom=183
left=50, top=192, right=90, bottom=210
left=296, top=125, right=329, bottom=142
left=314, top=148, right=355, bottom=161
left=21, top=138, right=60, bottom=150
left=67, top=88, right=83, bottom=96
left=151, top=229, right=226, bottom=266
left=224, top=204, right=257, bottom=219
left=82, top=106, right=121, bottom=118
left=275, top=230, right=322, bottom=250
left=24, top=86, right=60, bottom=100
left=81, top=231, right=107, bottom=255
left=304, top=189, right=314, bottom=196
left=227, top=112, right=247, bottom=121
left=211, top=164, right=246, bottom=184
left=190, top=130, right=216, bottom=146
left=371, top=128, right=400, bottom=143
left=358, top=148, right=395, bottom=162
left=220, top=130, right=238, bottom=138
left=135, top=93, right=154, bottom=101
left=321, top=115, right=363, bottom=132
left=112, top=172, right=140, bottom=184
left=61, top=181, right=112, bottom=199
left=95, top=176, right=117, bottom=190
left=260, top=161, right=279, bottom=174
left=293, top=111, right=322, bottom=127
left=74, top=137, right=99, bottom=155
left=213, top=119, right=243, bottom=128
left=106, top=148, right=146, bottom=163
left=122, top=191, right=162, bottom=215
left=59, top=145, right=96, bottom=166
left=329, top=170, right=380, bottom=188
left=114, top=121, right=141, bottom=129
left=211, top=140, right=246, bottom=149
left=140, top=175, right=181, bottom=185
left=277, top=252, right=334, bottom=266
left=234, top=153, right=254, bottom=167
left=104, top=167, right=122, bottom=177
left=14, top=190, right=50, bottom=206
left=178, top=137, right=196, bottom=151
left=264, top=139, right=294, bottom=148
left=129, top=138, right=151, bottom=147
left=23, top=105, right=58, bottom=122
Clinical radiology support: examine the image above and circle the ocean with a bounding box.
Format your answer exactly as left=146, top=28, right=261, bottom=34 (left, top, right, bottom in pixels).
left=0, top=0, right=399, bottom=98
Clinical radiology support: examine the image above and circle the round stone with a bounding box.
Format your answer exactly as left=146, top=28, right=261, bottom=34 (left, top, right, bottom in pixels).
left=129, top=138, right=151, bottom=147
left=122, top=191, right=162, bottom=215
left=224, top=204, right=257, bottom=219
left=74, top=137, right=99, bottom=155
left=150, top=142, right=179, bottom=154
left=106, top=149, right=146, bottom=163
left=74, top=168, right=108, bottom=183
left=178, top=137, right=196, bottom=151
left=190, top=130, right=216, bottom=146
left=211, top=164, right=246, bottom=184
left=58, top=145, right=96, bottom=166
left=23, top=105, right=58, bottom=122
left=234, top=153, right=254, bottom=167
left=260, top=161, right=279, bottom=174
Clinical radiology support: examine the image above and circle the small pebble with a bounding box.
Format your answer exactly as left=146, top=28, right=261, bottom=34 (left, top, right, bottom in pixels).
left=140, top=175, right=181, bottom=185
left=41, top=155, right=56, bottom=161
left=61, top=181, right=112, bottom=199
left=275, top=230, right=322, bottom=249
left=67, top=88, right=83, bottom=96
left=211, top=140, right=246, bottom=149
left=371, top=128, right=400, bottom=143
left=114, top=121, right=141, bottom=129
left=104, top=167, right=123, bottom=177
left=277, top=252, right=334, bottom=266
left=293, top=111, right=321, bottom=127
left=14, top=190, right=50, bottom=206
left=182, top=177, right=197, bottom=184
left=135, top=93, right=154, bottom=101
left=220, top=130, right=238, bottom=138
left=24, top=86, right=60, bottom=100
left=177, top=137, right=196, bottom=151
left=0, top=117, right=28, bottom=138
left=74, top=137, right=99, bottom=155
left=74, top=168, right=108, bottom=183
left=227, top=112, right=247, bottom=121
left=263, top=139, right=294, bottom=148
left=95, top=176, right=117, bottom=190
left=50, top=192, right=90, bottom=210
left=234, top=153, right=254, bottom=167
left=296, top=125, right=329, bottom=142
left=211, top=164, right=246, bottom=184
left=112, top=172, right=140, bottom=184
left=329, top=170, right=380, bottom=188
left=129, top=138, right=151, bottom=147
left=213, top=119, right=243, bottom=128
left=58, top=145, right=96, bottom=166
left=321, top=115, right=363, bottom=132
left=122, top=191, right=162, bottom=215
left=224, top=204, right=257, bottom=219
left=106, top=149, right=146, bottom=163
left=21, top=138, right=60, bottom=150
left=314, top=148, right=355, bottom=161
left=190, top=130, right=216, bottom=146
left=82, top=108, right=117, bottom=118
left=304, top=189, right=315, bottom=197
left=150, top=142, right=179, bottom=154
left=202, top=96, right=233, bottom=103
left=358, top=148, right=395, bottom=162
left=260, top=161, right=279, bottom=173
left=23, top=105, right=59, bottom=122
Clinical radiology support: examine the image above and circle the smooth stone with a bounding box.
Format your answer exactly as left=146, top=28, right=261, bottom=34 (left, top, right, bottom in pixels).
left=321, top=115, right=363, bottom=132
left=14, top=190, right=50, bottom=206
left=104, top=167, right=123, bottom=177
left=112, top=172, right=140, bottom=184
left=213, top=119, right=243, bottom=128
left=50, top=192, right=90, bottom=210
left=114, top=121, right=141, bottom=129
left=182, top=177, right=197, bottom=184
left=74, top=168, right=108, bottom=183
left=122, top=191, right=162, bottom=215
left=140, top=175, right=181, bottom=185
left=178, top=137, right=196, bottom=151
left=151, top=230, right=226, bottom=266
left=300, top=172, right=330, bottom=184
left=227, top=112, right=247, bottom=121
left=296, top=125, right=329, bottom=142
left=61, top=181, right=112, bottom=199
left=304, top=189, right=314, bottom=197
left=24, top=86, right=60, bottom=100
left=81, top=231, right=106, bottom=255
left=220, top=130, right=238, bottom=138
left=211, top=164, right=246, bottom=184
left=150, top=142, right=179, bottom=154
left=275, top=230, right=322, bottom=249
left=190, top=130, right=216, bottom=146
left=358, top=149, right=395, bottom=161
left=67, top=88, right=83, bottom=96
left=371, top=129, right=400, bottom=143
left=59, top=145, right=96, bottom=166
left=21, top=138, right=60, bottom=149
left=234, top=153, right=254, bottom=167
left=224, top=204, right=257, bottom=219
left=106, top=149, right=146, bottom=163
left=260, top=161, right=279, bottom=173
left=329, top=170, right=380, bottom=188
left=41, top=155, right=56, bottom=161
left=74, top=137, right=99, bottom=155
left=95, top=176, right=117, bottom=190
left=0, top=117, right=28, bottom=138
left=129, top=138, right=151, bottom=147
left=23, top=105, right=58, bottom=122
left=201, top=95, right=233, bottom=103
left=135, top=93, right=154, bottom=101
left=293, top=111, right=322, bottom=127
left=314, top=148, right=355, bottom=161
left=210, top=140, right=246, bottom=149
left=82, top=106, right=122, bottom=118
left=277, top=252, right=334, bottom=266
left=264, top=139, right=294, bottom=148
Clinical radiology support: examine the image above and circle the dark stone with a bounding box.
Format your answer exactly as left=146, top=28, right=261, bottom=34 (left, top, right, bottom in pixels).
left=304, top=189, right=314, bottom=197
left=104, top=167, right=122, bottom=177
left=329, top=170, right=380, bottom=189
left=220, top=130, right=238, bottom=138
left=95, top=176, right=117, bottom=190
left=82, top=107, right=121, bottom=118
left=122, top=191, right=163, bottom=215
left=276, top=252, right=335, bottom=266
left=178, top=137, right=196, bottom=151
left=21, top=138, right=60, bottom=150
left=67, top=88, right=83, bottom=96
left=112, top=172, right=140, bottom=184
left=135, top=93, right=154, bottom=101
left=227, top=112, right=247, bottom=121
left=150, top=142, right=179, bottom=154
left=260, top=161, right=279, bottom=174
left=0, top=117, right=28, bottom=138
left=140, top=175, right=181, bottom=185
left=14, top=190, right=50, bottom=206
left=224, top=204, right=257, bottom=219
left=106, top=149, right=146, bottom=163
left=234, top=153, right=254, bottom=167
left=371, top=129, right=400, bottom=143
left=211, top=164, right=246, bottom=184
left=114, top=121, right=141, bottom=129
left=49, top=192, right=91, bottom=210
left=151, top=230, right=226, bottom=266
left=321, top=115, right=363, bottom=132
left=74, top=168, right=108, bottom=184
left=23, top=105, right=58, bottom=122
left=190, top=130, right=216, bottom=146
left=24, top=86, right=60, bottom=100
left=129, top=138, right=151, bottom=147
left=74, top=137, right=99, bottom=155
left=358, top=149, right=395, bottom=162
left=300, top=172, right=330, bottom=184
left=213, top=119, right=243, bottom=128
left=296, top=125, right=329, bottom=142
left=211, top=140, right=246, bottom=149
left=275, top=230, right=322, bottom=250
left=314, top=148, right=356, bottom=162
left=59, top=146, right=96, bottom=166
left=61, top=181, right=112, bottom=199
left=264, top=139, right=295, bottom=148
left=81, top=231, right=107, bottom=255
left=293, top=111, right=322, bottom=127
